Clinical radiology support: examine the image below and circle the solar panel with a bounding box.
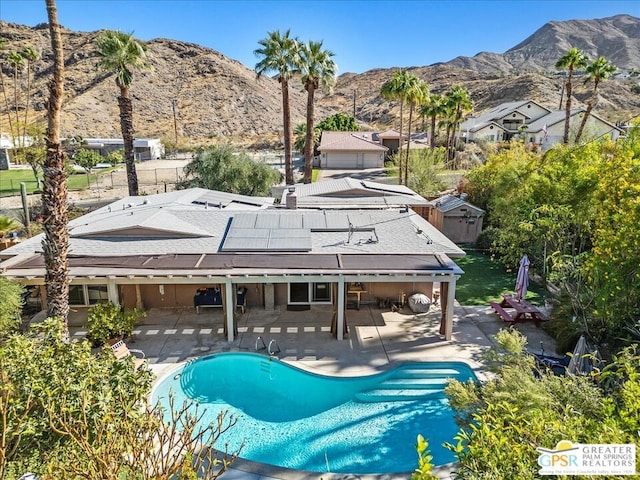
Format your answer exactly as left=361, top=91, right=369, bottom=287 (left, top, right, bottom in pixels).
left=255, top=215, right=280, bottom=229
left=302, top=212, right=326, bottom=229
left=230, top=213, right=257, bottom=228
left=267, top=236, right=312, bottom=251
left=279, top=213, right=304, bottom=229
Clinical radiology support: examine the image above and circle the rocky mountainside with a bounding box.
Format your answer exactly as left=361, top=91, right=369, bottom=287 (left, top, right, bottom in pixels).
left=444, top=14, right=640, bottom=75
left=0, top=15, right=638, bottom=147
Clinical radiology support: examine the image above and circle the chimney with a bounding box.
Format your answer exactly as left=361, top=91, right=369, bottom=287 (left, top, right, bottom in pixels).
left=285, top=187, right=297, bottom=209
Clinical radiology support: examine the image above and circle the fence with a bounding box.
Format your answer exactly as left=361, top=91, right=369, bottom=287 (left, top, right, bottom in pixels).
left=0, top=167, right=185, bottom=198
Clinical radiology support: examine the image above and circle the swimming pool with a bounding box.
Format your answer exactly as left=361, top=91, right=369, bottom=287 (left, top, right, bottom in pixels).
left=152, top=353, right=476, bottom=474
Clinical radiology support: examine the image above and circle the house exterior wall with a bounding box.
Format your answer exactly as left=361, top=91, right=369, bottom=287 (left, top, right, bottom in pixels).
left=518, top=102, right=549, bottom=121
left=468, top=124, right=504, bottom=142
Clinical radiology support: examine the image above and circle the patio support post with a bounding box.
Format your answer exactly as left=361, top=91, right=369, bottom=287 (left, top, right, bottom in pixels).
left=224, top=278, right=235, bottom=342
left=135, top=284, right=143, bottom=309
left=445, top=276, right=456, bottom=340
left=107, top=278, right=119, bottom=304
left=337, top=277, right=345, bottom=341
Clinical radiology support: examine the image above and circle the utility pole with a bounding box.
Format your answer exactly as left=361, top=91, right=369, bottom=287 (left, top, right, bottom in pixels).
left=353, top=89, right=356, bottom=119
left=171, top=99, right=178, bottom=147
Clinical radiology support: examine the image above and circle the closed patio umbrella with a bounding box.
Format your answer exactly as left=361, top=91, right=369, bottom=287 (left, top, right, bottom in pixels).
left=568, top=334, right=600, bottom=375
left=515, top=254, right=530, bottom=301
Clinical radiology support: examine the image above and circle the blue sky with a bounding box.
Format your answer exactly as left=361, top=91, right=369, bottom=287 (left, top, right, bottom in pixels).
left=2, top=1, right=638, bottom=74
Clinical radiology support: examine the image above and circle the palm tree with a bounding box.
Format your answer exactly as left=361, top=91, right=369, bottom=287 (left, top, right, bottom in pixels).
left=556, top=48, right=588, bottom=144
left=43, top=0, right=70, bottom=326
left=403, top=76, right=428, bottom=185
left=95, top=30, right=151, bottom=196
left=20, top=45, right=39, bottom=148
left=0, top=40, right=18, bottom=150
left=380, top=70, right=410, bottom=184
left=444, top=86, right=473, bottom=167
left=575, top=56, right=616, bottom=143
left=254, top=30, right=299, bottom=185
left=6, top=50, right=24, bottom=151
left=298, top=40, right=336, bottom=184
left=419, top=92, right=446, bottom=149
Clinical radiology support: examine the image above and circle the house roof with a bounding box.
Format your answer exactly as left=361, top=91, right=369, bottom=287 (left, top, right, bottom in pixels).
left=460, top=100, right=551, bottom=133
left=432, top=194, right=485, bottom=215
left=1, top=189, right=464, bottom=278
left=525, top=109, right=625, bottom=134
left=318, top=131, right=388, bottom=152
left=376, top=130, right=405, bottom=139
left=280, top=177, right=431, bottom=208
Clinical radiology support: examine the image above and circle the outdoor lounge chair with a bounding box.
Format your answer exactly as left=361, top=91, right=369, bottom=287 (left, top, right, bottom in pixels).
left=110, top=339, right=146, bottom=369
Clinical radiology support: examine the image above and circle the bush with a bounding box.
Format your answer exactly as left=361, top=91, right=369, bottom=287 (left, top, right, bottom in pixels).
left=474, top=226, right=497, bottom=252
left=87, top=301, right=145, bottom=346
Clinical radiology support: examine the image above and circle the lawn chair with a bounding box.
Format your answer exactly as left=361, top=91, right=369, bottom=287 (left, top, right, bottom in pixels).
left=110, top=339, right=146, bottom=369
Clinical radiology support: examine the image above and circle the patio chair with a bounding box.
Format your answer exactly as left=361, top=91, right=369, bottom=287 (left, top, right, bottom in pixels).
left=110, top=339, right=146, bottom=369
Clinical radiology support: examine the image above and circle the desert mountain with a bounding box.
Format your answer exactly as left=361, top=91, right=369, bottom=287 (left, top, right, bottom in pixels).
left=0, top=15, right=638, bottom=147
left=443, top=14, right=640, bottom=75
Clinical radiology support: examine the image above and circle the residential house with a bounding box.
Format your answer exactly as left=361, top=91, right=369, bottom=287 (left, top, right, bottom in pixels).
left=459, top=100, right=624, bottom=149
left=426, top=194, right=485, bottom=244
left=1, top=188, right=464, bottom=342
left=84, top=137, right=165, bottom=161
left=317, top=131, right=388, bottom=169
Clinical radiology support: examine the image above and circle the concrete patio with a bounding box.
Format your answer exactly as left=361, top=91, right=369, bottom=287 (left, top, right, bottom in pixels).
left=64, top=302, right=557, bottom=480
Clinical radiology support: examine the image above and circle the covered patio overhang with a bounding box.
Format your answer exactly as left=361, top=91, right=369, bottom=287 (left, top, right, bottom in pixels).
left=2, top=252, right=463, bottom=342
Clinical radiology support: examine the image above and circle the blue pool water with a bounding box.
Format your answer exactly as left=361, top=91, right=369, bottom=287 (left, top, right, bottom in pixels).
left=151, top=353, right=476, bottom=474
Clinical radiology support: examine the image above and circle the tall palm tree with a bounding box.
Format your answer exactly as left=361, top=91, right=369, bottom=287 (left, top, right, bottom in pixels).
left=298, top=40, right=336, bottom=184
left=575, top=56, right=616, bottom=143
left=380, top=70, right=410, bottom=184
left=7, top=50, right=24, bottom=151
left=0, top=40, right=18, bottom=149
left=419, top=92, right=446, bottom=149
left=403, top=76, right=429, bottom=185
left=556, top=48, right=588, bottom=144
left=95, top=30, right=151, bottom=196
left=445, top=86, right=473, bottom=167
left=254, top=30, right=299, bottom=185
left=21, top=45, right=39, bottom=148
left=43, top=0, right=70, bottom=326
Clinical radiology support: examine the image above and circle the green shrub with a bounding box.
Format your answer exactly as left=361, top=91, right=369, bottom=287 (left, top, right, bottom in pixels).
left=87, top=301, right=145, bottom=346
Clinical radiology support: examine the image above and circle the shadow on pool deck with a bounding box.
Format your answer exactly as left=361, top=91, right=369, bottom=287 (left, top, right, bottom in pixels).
left=64, top=302, right=557, bottom=480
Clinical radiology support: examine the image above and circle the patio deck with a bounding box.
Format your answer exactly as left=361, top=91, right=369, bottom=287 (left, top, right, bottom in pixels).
left=62, top=302, right=557, bottom=480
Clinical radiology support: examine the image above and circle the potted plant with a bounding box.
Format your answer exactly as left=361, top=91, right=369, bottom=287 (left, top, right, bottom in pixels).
left=87, top=301, right=146, bottom=347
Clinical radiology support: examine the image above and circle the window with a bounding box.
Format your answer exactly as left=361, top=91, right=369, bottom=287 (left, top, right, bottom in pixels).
left=88, top=285, right=108, bottom=304
left=288, top=282, right=332, bottom=304
left=69, top=284, right=109, bottom=306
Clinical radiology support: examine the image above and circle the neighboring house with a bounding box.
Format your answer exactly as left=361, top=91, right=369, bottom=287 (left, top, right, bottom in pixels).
left=459, top=100, right=624, bottom=149
left=0, top=188, right=464, bottom=342
left=317, top=131, right=388, bottom=169
left=280, top=177, right=432, bottom=210
left=376, top=130, right=406, bottom=158
left=84, top=137, right=165, bottom=160
left=0, top=134, right=35, bottom=170
left=426, top=194, right=485, bottom=244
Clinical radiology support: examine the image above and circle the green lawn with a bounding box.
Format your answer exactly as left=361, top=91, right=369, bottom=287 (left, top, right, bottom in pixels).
left=0, top=169, right=109, bottom=196
left=455, top=249, right=546, bottom=306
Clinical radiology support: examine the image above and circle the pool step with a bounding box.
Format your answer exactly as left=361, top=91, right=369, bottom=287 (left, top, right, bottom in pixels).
left=355, top=387, right=446, bottom=403
left=354, top=365, right=472, bottom=403
left=392, top=367, right=465, bottom=379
